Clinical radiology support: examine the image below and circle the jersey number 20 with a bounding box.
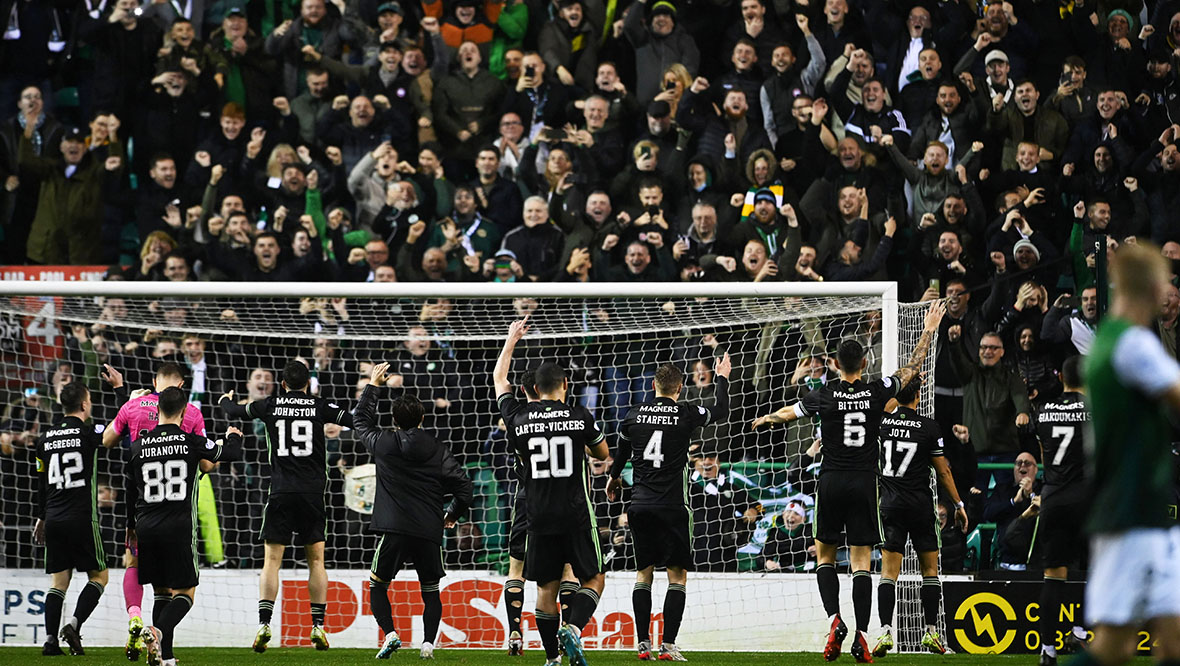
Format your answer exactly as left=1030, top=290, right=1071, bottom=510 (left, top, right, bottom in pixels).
left=528, top=436, right=574, bottom=479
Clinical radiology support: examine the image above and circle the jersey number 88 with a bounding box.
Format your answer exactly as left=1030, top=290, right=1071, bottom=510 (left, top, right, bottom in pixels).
left=142, top=460, right=188, bottom=503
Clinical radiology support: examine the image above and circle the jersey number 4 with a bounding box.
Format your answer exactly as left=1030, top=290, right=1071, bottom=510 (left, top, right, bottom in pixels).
left=141, top=460, right=189, bottom=503
left=47, top=452, right=85, bottom=490
left=528, top=436, right=574, bottom=479
left=643, top=431, right=665, bottom=468
left=276, top=419, right=313, bottom=457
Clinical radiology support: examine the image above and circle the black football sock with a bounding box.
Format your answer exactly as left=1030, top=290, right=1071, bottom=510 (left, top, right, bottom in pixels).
left=45, top=588, right=65, bottom=641
left=662, top=584, right=686, bottom=645
left=310, top=602, right=326, bottom=628
left=633, top=582, right=652, bottom=643
left=566, top=588, right=600, bottom=631
left=421, top=582, right=441, bottom=644
left=504, top=579, right=525, bottom=637
left=852, top=570, right=872, bottom=634
left=258, top=599, right=274, bottom=625
left=558, top=581, right=579, bottom=624
left=877, top=577, right=896, bottom=628
left=157, top=594, right=193, bottom=660
left=920, top=576, right=941, bottom=629
left=535, top=610, right=561, bottom=660
left=1041, top=577, right=1065, bottom=653
left=816, top=563, right=841, bottom=618
left=73, top=581, right=105, bottom=628
left=369, top=579, right=395, bottom=634
left=153, top=592, right=171, bottom=625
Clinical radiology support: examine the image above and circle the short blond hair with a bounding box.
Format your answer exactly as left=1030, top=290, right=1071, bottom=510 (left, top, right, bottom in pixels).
left=1111, top=241, right=1169, bottom=304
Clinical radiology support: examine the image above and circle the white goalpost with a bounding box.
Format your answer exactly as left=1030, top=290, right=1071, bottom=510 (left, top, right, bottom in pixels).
left=0, top=280, right=944, bottom=652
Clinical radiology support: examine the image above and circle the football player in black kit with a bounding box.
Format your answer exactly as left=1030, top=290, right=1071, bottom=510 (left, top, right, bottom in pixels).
left=33, top=382, right=119, bottom=656
left=1034, top=356, right=1090, bottom=665
left=605, top=355, right=732, bottom=661
left=494, top=317, right=610, bottom=666
left=127, top=387, right=242, bottom=666
left=219, top=360, right=354, bottom=652
left=355, top=364, right=473, bottom=660
left=752, top=301, right=944, bottom=663
left=497, top=368, right=582, bottom=656
left=870, top=374, right=968, bottom=657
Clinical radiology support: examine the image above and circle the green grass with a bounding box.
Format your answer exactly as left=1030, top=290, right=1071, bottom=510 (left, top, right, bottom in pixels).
left=0, top=649, right=1058, bottom=666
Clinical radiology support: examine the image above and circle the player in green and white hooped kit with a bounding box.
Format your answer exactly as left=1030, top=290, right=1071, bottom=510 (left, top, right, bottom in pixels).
left=1070, top=242, right=1180, bottom=666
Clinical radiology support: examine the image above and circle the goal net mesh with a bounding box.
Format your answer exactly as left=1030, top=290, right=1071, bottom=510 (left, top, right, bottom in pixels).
left=0, top=288, right=937, bottom=651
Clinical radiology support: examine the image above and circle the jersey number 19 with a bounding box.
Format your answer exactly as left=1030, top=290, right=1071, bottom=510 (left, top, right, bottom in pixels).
left=276, top=419, right=313, bottom=457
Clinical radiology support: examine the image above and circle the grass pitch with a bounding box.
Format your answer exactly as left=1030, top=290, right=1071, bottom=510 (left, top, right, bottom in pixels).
left=0, top=649, right=1065, bottom=666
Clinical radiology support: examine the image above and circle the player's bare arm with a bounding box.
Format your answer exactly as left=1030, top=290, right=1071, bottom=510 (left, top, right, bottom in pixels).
left=587, top=438, right=610, bottom=461
left=751, top=403, right=801, bottom=429
left=894, top=300, right=946, bottom=386
left=932, top=456, right=968, bottom=533
left=102, top=423, right=121, bottom=448
left=1158, top=380, right=1180, bottom=412
left=493, top=317, right=531, bottom=396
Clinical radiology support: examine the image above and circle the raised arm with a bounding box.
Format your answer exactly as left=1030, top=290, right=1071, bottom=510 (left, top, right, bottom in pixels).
left=709, top=353, right=732, bottom=423
left=493, top=317, right=530, bottom=397
left=217, top=391, right=251, bottom=419
left=894, top=300, right=946, bottom=386
left=354, top=363, right=392, bottom=453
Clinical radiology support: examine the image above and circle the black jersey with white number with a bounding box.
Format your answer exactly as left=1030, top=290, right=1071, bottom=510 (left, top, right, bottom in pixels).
left=1035, top=391, right=1089, bottom=494
left=878, top=406, right=944, bottom=507
left=35, top=416, right=102, bottom=523
left=620, top=398, right=712, bottom=507
left=799, top=376, right=899, bottom=473
left=221, top=392, right=352, bottom=495
left=498, top=394, right=604, bottom=535
left=127, top=424, right=227, bottom=536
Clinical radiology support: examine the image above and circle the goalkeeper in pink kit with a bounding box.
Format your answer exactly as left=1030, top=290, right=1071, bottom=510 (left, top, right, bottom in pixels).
left=103, top=362, right=207, bottom=661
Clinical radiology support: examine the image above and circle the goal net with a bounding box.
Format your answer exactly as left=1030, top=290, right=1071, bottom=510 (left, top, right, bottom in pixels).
left=0, top=282, right=940, bottom=651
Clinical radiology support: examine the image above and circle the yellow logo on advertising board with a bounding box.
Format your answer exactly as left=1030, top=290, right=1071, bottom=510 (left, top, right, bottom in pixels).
left=953, top=592, right=1018, bottom=653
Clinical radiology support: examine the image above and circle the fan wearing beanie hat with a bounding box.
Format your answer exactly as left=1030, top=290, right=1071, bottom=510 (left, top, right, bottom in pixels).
left=623, top=0, right=699, bottom=103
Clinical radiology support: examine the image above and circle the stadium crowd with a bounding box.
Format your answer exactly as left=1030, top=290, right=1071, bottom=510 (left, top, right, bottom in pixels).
left=4, top=0, right=1179, bottom=577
